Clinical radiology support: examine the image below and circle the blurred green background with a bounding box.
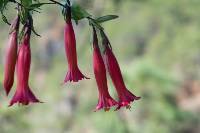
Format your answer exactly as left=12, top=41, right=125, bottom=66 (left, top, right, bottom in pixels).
left=1, top=0, right=200, bottom=133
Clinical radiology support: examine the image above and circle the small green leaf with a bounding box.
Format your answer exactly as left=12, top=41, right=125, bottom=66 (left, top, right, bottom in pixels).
left=21, top=0, right=32, bottom=6
left=96, top=15, right=119, bottom=23
left=71, top=3, right=91, bottom=21
left=0, top=0, right=9, bottom=11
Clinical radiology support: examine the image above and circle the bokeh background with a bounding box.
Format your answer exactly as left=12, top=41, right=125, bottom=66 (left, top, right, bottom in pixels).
left=1, top=0, right=200, bottom=133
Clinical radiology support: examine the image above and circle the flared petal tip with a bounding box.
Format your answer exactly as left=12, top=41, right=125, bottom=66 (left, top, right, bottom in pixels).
left=94, top=107, right=110, bottom=112
left=65, top=76, right=89, bottom=82
left=64, top=70, right=89, bottom=83
left=9, top=87, right=42, bottom=107
left=94, top=98, right=118, bottom=112
left=115, top=96, right=141, bottom=111
left=9, top=99, right=41, bottom=107
left=114, top=89, right=141, bottom=111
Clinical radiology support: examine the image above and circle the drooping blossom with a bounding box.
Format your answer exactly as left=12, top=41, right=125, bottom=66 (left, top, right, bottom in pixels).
left=3, top=16, right=20, bottom=95
left=92, top=27, right=117, bottom=111
left=64, top=6, right=88, bottom=83
left=9, top=24, right=40, bottom=106
left=102, top=33, right=140, bottom=110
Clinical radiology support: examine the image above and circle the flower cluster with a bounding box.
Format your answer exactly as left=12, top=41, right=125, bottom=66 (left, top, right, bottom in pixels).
left=3, top=15, right=41, bottom=106
left=92, top=27, right=117, bottom=111
left=93, top=28, right=140, bottom=111
left=2, top=0, right=140, bottom=112
left=62, top=6, right=140, bottom=111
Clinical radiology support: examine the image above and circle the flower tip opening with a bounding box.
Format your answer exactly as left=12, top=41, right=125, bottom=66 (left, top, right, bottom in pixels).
left=9, top=99, right=42, bottom=107
left=93, top=107, right=111, bottom=112
left=64, top=70, right=89, bottom=83
left=115, top=95, right=141, bottom=111
left=104, top=108, right=110, bottom=112
left=8, top=87, right=42, bottom=107
left=94, top=97, right=118, bottom=112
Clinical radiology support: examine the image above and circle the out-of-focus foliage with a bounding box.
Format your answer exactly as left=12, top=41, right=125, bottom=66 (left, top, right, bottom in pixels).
left=0, top=0, right=200, bottom=133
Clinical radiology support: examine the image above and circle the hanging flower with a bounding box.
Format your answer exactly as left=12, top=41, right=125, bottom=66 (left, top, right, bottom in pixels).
left=102, top=33, right=140, bottom=110
left=9, top=24, right=40, bottom=106
left=64, top=7, right=88, bottom=83
left=3, top=16, right=20, bottom=95
left=92, top=27, right=117, bottom=111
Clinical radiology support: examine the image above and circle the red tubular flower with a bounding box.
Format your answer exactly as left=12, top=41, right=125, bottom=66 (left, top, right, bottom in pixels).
left=92, top=28, right=117, bottom=111
left=9, top=26, right=40, bottom=106
left=3, top=16, right=20, bottom=95
left=64, top=13, right=88, bottom=83
left=103, top=38, right=140, bottom=110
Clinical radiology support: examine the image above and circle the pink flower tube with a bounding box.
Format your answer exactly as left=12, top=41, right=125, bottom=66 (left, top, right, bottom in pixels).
left=3, top=16, right=20, bottom=95
left=64, top=18, right=88, bottom=83
left=104, top=44, right=140, bottom=110
left=92, top=28, right=117, bottom=111
left=9, top=28, right=40, bottom=106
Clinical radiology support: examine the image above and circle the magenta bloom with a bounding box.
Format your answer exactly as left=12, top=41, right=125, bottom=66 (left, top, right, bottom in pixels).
left=64, top=19, right=88, bottom=83
left=9, top=31, right=40, bottom=106
left=92, top=28, right=117, bottom=111
left=3, top=16, right=20, bottom=95
left=104, top=46, right=140, bottom=110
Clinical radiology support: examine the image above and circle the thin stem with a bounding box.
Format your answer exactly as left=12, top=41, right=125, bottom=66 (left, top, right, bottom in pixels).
left=100, top=29, right=112, bottom=50
left=48, top=0, right=102, bottom=31
left=87, top=17, right=104, bottom=31
left=49, top=0, right=66, bottom=7
left=66, top=0, right=71, bottom=6
left=11, top=0, right=40, bottom=13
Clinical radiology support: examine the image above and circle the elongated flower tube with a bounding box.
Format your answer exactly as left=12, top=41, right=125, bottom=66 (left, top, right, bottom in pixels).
left=3, top=16, right=20, bottom=95
left=102, top=32, right=140, bottom=110
left=92, top=27, right=117, bottom=111
left=9, top=24, right=40, bottom=106
left=64, top=6, right=88, bottom=83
